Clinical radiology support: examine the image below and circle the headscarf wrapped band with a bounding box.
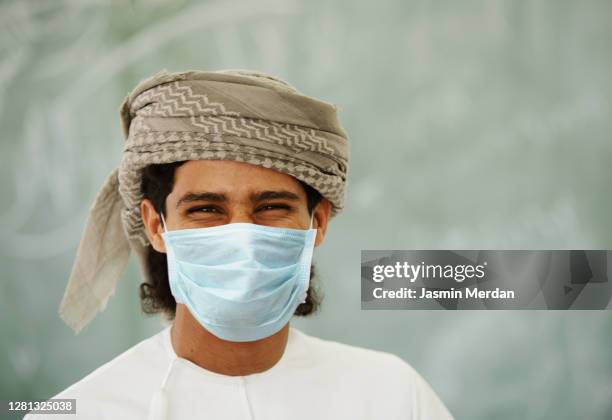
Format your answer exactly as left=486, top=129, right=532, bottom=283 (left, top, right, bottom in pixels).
left=59, top=69, right=349, bottom=333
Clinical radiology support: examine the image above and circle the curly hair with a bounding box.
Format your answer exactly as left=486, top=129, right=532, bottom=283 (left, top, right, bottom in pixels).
left=139, top=161, right=323, bottom=321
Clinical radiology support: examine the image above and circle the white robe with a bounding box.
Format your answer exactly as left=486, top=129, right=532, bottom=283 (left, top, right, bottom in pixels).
left=24, top=326, right=453, bottom=419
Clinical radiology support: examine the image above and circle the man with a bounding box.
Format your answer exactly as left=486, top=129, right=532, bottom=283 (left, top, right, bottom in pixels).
left=25, top=69, right=453, bottom=419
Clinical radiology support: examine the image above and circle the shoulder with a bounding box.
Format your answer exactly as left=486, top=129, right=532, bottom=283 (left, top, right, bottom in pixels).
left=56, top=326, right=170, bottom=398
left=24, top=327, right=172, bottom=420
left=292, top=328, right=454, bottom=419
left=294, top=328, right=417, bottom=379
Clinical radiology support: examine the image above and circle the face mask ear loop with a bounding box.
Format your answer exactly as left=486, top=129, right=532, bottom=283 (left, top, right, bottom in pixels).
left=160, top=211, right=168, bottom=233
left=308, top=211, right=316, bottom=230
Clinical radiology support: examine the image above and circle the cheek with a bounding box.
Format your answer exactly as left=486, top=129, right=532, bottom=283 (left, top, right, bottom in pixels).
left=254, top=217, right=294, bottom=229
left=254, top=209, right=310, bottom=229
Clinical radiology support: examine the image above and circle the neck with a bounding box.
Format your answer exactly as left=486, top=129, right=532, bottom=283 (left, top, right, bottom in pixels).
left=170, top=304, right=289, bottom=376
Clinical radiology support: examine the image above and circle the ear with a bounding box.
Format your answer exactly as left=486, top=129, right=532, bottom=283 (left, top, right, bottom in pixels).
left=312, top=198, right=332, bottom=247
left=140, top=199, right=166, bottom=253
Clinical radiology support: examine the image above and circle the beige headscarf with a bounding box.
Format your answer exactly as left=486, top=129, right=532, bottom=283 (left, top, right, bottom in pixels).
left=58, top=69, right=349, bottom=333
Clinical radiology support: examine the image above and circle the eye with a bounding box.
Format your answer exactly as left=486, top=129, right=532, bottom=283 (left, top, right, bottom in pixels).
left=256, top=203, right=291, bottom=212
left=187, top=205, right=221, bottom=214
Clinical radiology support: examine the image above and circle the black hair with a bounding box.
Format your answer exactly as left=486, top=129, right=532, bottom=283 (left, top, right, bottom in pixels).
left=139, top=161, right=323, bottom=321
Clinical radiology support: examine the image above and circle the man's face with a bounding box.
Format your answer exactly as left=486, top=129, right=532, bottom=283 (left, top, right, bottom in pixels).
left=142, top=160, right=330, bottom=253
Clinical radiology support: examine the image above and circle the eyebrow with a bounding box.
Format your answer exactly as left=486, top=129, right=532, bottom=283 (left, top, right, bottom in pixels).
left=176, top=192, right=226, bottom=209
left=251, top=190, right=301, bottom=203
left=175, top=190, right=301, bottom=208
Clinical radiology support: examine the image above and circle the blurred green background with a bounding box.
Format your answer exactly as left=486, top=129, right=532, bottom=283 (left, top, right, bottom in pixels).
left=1, top=0, right=611, bottom=419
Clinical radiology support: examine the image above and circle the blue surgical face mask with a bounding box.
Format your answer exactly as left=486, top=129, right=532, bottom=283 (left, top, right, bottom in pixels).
left=160, top=211, right=317, bottom=342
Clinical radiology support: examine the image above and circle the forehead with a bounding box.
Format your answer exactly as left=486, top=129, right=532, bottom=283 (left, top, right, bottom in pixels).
left=171, top=160, right=305, bottom=196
